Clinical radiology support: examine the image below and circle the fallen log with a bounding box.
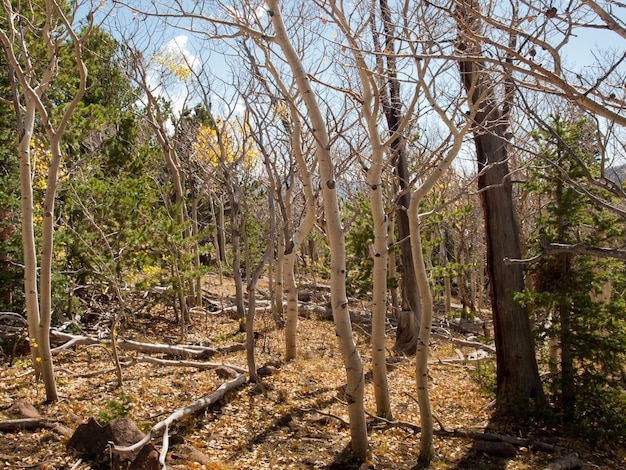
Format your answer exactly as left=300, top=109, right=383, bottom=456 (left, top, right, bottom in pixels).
left=327, top=407, right=574, bottom=458
left=217, top=304, right=271, bottom=319
left=56, top=356, right=247, bottom=378
left=127, top=356, right=247, bottom=374
left=545, top=453, right=584, bottom=470
left=111, top=374, right=246, bottom=468
left=432, top=328, right=496, bottom=354
left=0, top=312, right=27, bottom=325
left=50, top=330, right=244, bottom=359
left=0, top=418, right=73, bottom=437
left=297, top=303, right=372, bottom=324
left=0, top=418, right=54, bottom=431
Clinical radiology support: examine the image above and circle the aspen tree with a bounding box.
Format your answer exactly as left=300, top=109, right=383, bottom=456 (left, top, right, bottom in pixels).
left=265, top=0, right=370, bottom=459
left=0, top=0, right=93, bottom=402
left=322, top=0, right=392, bottom=420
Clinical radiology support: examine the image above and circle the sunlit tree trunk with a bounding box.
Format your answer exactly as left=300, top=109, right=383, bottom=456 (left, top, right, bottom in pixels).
left=16, top=103, right=43, bottom=381
left=327, top=1, right=392, bottom=419
left=266, top=0, right=369, bottom=458
left=256, top=56, right=318, bottom=360
left=245, top=130, right=279, bottom=382
left=37, top=133, right=66, bottom=401
left=408, top=196, right=434, bottom=462
left=409, top=130, right=464, bottom=462
left=280, top=109, right=315, bottom=361
left=1, top=0, right=91, bottom=402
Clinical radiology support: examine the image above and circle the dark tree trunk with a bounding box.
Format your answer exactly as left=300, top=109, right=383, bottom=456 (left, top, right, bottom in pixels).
left=471, top=129, right=546, bottom=411
left=457, top=0, right=546, bottom=412
left=379, top=0, right=421, bottom=354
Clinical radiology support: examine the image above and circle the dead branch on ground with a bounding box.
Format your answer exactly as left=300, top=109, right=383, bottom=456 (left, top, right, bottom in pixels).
left=0, top=418, right=73, bottom=437
left=110, top=374, right=246, bottom=468
left=50, top=330, right=244, bottom=358
left=56, top=355, right=246, bottom=378
left=432, top=327, right=496, bottom=354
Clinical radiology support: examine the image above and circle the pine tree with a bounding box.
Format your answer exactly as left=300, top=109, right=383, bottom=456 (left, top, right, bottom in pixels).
left=521, top=116, right=626, bottom=438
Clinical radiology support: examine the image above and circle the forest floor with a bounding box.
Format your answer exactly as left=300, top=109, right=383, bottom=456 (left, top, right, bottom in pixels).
left=0, top=275, right=624, bottom=469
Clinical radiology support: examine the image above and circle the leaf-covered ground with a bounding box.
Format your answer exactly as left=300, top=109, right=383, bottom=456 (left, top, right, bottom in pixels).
left=0, top=277, right=624, bottom=469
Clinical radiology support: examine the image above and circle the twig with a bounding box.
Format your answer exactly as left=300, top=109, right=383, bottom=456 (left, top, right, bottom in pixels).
left=50, top=330, right=243, bottom=358
left=129, top=356, right=247, bottom=374
left=0, top=370, right=34, bottom=381
left=0, top=418, right=73, bottom=436
left=69, top=459, right=83, bottom=470
left=363, top=408, right=421, bottom=434
left=300, top=407, right=350, bottom=427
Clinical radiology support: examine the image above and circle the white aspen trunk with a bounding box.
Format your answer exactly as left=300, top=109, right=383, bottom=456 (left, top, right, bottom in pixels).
left=369, top=164, right=392, bottom=419
left=283, top=248, right=299, bottom=360
left=281, top=104, right=315, bottom=361
left=2, top=0, right=89, bottom=402
left=410, top=130, right=465, bottom=462
left=38, top=136, right=64, bottom=403
left=408, top=195, right=433, bottom=461
left=245, top=285, right=258, bottom=383
left=266, top=0, right=369, bottom=458
left=329, top=0, right=392, bottom=419
left=18, top=104, right=43, bottom=381
left=275, top=232, right=285, bottom=320
left=388, top=212, right=400, bottom=317
left=230, top=188, right=246, bottom=326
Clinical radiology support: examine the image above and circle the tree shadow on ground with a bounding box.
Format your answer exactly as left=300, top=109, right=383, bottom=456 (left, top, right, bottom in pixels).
left=320, top=444, right=363, bottom=470
left=447, top=447, right=509, bottom=470
left=219, top=383, right=361, bottom=468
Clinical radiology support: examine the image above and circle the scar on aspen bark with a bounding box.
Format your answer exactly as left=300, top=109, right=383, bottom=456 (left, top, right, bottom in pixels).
left=326, top=180, right=335, bottom=189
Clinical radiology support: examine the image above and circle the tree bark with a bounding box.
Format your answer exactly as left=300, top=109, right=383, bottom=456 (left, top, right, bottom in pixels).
left=16, top=102, right=43, bottom=382
left=379, top=0, right=421, bottom=355
left=456, top=0, right=546, bottom=412
left=262, top=69, right=317, bottom=361
left=266, top=0, right=369, bottom=459
left=329, top=1, right=392, bottom=420
left=408, top=196, right=434, bottom=461
left=1, top=1, right=91, bottom=402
